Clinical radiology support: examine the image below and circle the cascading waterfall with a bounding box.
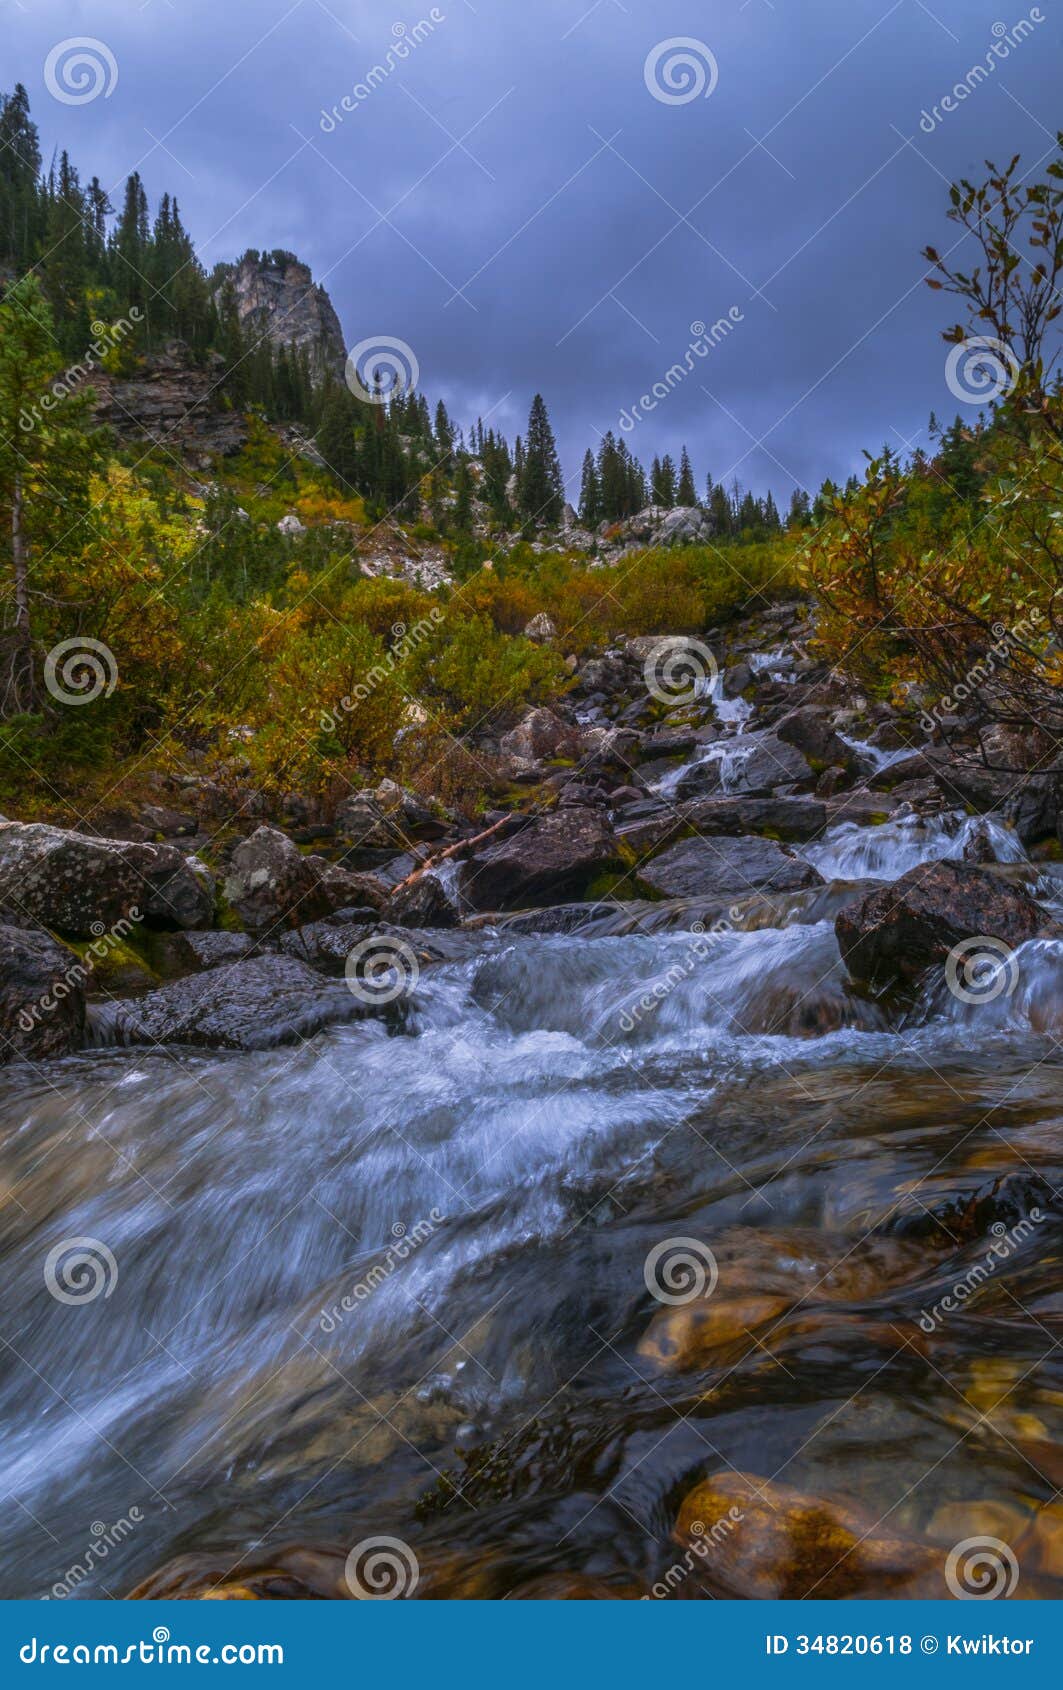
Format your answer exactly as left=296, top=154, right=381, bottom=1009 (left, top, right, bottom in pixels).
left=1, top=797, right=1061, bottom=1601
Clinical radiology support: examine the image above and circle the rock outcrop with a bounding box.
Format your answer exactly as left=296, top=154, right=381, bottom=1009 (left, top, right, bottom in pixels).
left=214, top=249, right=346, bottom=381
left=90, top=343, right=247, bottom=458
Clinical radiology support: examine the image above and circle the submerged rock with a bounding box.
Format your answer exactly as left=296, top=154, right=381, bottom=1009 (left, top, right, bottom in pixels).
left=835, top=859, right=1047, bottom=988
left=672, top=1472, right=941, bottom=1598
left=883, top=1171, right=1057, bottom=1244
left=639, top=1294, right=789, bottom=1371
left=638, top=836, right=823, bottom=901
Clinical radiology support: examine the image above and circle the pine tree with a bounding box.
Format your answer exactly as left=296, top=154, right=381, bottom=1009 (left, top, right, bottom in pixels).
left=652, top=453, right=676, bottom=507
left=316, top=384, right=360, bottom=491
left=0, top=85, right=43, bottom=267
left=677, top=445, right=697, bottom=506
left=578, top=448, right=600, bottom=528
left=452, top=456, right=473, bottom=530
left=518, top=394, right=563, bottom=527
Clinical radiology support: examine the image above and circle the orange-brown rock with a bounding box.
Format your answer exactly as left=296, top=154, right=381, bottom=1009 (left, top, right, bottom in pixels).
left=672, top=1472, right=941, bottom=1599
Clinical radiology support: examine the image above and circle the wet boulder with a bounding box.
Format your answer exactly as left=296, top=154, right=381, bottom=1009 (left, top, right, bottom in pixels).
left=639, top=836, right=823, bottom=901
left=0, top=821, right=212, bottom=936
left=106, top=954, right=376, bottom=1050
left=461, top=807, right=621, bottom=911
left=387, top=869, right=462, bottom=928
left=835, top=859, right=1047, bottom=988
left=930, top=755, right=1059, bottom=844
left=773, top=705, right=855, bottom=771
left=680, top=795, right=828, bottom=843
left=672, top=1472, right=940, bottom=1599
left=159, top=930, right=255, bottom=974
left=0, top=924, right=86, bottom=1063
left=726, top=734, right=814, bottom=795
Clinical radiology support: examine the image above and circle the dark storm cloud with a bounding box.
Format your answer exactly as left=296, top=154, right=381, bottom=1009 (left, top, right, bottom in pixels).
left=10, top=0, right=1062, bottom=499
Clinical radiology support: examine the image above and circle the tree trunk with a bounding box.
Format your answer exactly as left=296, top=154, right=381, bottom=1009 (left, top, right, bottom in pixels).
left=9, top=473, right=33, bottom=712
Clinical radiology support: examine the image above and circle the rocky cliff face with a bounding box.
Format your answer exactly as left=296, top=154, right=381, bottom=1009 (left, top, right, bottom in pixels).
left=90, top=344, right=248, bottom=464
left=215, top=249, right=346, bottom=380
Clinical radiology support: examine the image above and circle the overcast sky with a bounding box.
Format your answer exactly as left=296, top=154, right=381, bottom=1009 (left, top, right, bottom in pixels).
left=8, top=0, right=1062, bottom=503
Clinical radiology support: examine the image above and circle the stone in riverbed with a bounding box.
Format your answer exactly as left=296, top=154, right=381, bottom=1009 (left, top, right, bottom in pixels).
left=638, top=836, right=823, bottom=901
left=639, top=1294, right=790, bottom=1371
left=725, top=734, right=814, bottom=794
left=671, top=1472, right=941, bottom=1598
left=0, top=821, right=213, bottom=936
left=106, top=954, right=379, bottom=1050
left=681, top=794, right=828, bottom=843
left=460, top=807, right=621, bottom=911
left=223, top=825, right=332, bottom=934
left=0, top=924, right=86, bottom=1063
left=835, top=859, right=1047, bottom=988
left=773, top=704, right=855, bottom=770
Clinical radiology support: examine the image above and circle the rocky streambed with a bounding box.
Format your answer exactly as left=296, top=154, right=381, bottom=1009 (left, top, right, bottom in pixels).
left=1, top=603, right=1061, bottom=1600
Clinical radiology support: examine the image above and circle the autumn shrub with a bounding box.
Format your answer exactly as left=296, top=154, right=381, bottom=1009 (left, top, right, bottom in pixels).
left=243, top=617, right=406, bottom=790
left=405, top=612, right=569, bottom=729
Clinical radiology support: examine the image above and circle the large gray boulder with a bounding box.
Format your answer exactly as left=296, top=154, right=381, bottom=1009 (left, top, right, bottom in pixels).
left=106, top=955, right=372, bottom=1051
left=498, top=707, right=579, bottom=765
left=639, top=836, right=824, bottom=901
left=461, top=807, right=620, bottom=911
left=334, top=780, right=447, bottom=846
left=773, top=706, right=856, bottom=771
left=0, top=821, right=213, bottom=936
left=0, top=924, right=86, bottom=1063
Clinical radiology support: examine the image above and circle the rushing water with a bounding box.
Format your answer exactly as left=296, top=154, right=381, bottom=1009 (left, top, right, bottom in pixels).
left=1, top=793, right=1062, bottom=1599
